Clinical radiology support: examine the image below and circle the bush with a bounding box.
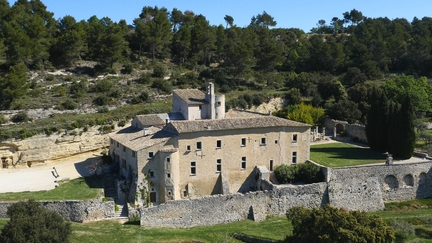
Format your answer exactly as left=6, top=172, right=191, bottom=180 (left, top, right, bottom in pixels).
left=92, top=78, right=114, bottom=93
left=138, top=73, right=152, bottom=84
left=11, top=111, right=29, bottom=123
left=151, top=78, right=172, bottom=94
left=0, top=114, right=8, bottom=124
left=94, top=95, right=110, bottom=106
left=286, top=205, right=395, bottom=243
left=274, top=163, right=323, bottom=184
left=0, top=200, right=72, bottom=243
left=152, top=64, right=166, bottom=78
left=62, top=99, right=78, bottom=110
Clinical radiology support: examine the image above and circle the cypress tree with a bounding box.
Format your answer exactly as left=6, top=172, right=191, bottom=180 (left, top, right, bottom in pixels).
left=366, top=87, right=389, bottom=152
left=386, top=101, right=401, bottom=155
left=393, top=95, right=415, bottom=159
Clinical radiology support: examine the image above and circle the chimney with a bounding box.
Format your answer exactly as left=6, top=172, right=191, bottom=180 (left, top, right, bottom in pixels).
left=166, top=118, right=170, bottom=124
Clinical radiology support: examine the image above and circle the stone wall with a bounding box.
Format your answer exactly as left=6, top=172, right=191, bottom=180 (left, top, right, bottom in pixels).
left=323, top=118, right=367, bottom=143
left=327, top=162, right=432, bottom=202
left=141, top=183, right=328, bottom=228
left=0, top=198, right=115, bottom=222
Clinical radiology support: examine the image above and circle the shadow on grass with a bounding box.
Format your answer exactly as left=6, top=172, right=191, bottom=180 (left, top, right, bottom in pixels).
left=311, top=147, right=387, bottom=161
left=82, top=175, right=104, bottom=189
left=123, top=219, right=140, bottom=226
left=415, top=227, right=432, bottom=239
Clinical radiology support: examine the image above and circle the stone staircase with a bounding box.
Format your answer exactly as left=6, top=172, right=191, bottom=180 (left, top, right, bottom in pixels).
left=103, top=165, right=128, bottom=220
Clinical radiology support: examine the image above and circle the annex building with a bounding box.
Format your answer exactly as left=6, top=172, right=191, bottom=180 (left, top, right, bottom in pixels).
left=109, top=83, right=311, bottom=206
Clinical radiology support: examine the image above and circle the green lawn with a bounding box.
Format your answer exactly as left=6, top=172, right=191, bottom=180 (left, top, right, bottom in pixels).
left=310, top=142, right=387, bottom=167
left=0, top=176, right=104, bottom=201
left=70, top=215, right=290, bottom=243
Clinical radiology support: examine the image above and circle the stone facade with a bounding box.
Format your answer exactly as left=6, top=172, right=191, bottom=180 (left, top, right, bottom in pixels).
left=109, top=83, right=311, bottom=206
left=0, top=198, right=115, bottom=222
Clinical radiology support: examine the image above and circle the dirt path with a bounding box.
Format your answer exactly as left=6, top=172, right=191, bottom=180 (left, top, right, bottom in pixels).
left=0, top=150, right=103, bottom=193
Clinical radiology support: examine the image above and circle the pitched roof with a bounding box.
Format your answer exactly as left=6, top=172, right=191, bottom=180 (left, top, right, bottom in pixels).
left=134, top=112, right=186, bottom=127
left=164, top=115, right=310, bottom=134
left=173, top=89, right=207, bottom=105
left=109, top=126, right=173, bottom=151
left=135, top=114, right=165, bottom=127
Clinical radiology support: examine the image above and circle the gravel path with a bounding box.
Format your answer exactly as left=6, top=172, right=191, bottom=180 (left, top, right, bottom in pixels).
left=0, top=151, right=102, bottom=193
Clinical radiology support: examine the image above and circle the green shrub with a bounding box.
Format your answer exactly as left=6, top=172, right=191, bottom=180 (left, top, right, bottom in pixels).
left=274, top=163, right=324, bottom=184
left=62, top=99, right=78, bottom=110
left=98, top=106, right=109, bottom=113
left=138, top=73, right=152, bottom=84
left=118, top=120, right=127, bottom=127
left=94, top=95, right=110, bottom=106
left=92, top=79, right=114, bottom=93
left=151, top=78, right=172, bottom=94
left=11, top=112, right=29, bottom=123
left=152, top=64, right=166, bottom=78
left=0, top=114, right=8, bottom=124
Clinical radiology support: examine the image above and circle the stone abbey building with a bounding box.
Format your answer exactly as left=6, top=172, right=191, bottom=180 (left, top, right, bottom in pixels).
left=109, top=83, right=311, bottom=206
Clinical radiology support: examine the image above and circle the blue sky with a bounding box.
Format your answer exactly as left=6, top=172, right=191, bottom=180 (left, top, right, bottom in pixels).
left=9, top=0, right=432, bottom=32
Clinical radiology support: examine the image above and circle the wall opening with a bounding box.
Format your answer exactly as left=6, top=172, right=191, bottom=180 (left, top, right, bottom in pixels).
left=403, top=174, right=414, bottom=187
left=419, top=172, right=427, bottom=187
left=384, top=175, right=398, bottom=190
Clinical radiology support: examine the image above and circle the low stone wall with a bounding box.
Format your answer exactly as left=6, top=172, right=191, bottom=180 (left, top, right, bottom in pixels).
left=0, top=198, right=115, bottom=222
left=323, top=118, right=367, bottom=143
left=328, top=161, right=432, bottom=202
left=141, top=183, right=328, bottom=228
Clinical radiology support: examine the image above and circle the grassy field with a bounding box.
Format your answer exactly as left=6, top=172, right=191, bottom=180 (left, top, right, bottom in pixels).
left=0, top=216, right=291, bottom=243
left=0, top=176, right=104, bottom=201
left=310, top=142, right=387, bottom=167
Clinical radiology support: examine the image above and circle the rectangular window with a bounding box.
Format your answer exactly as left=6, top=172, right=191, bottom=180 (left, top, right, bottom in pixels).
left=216, top=140, right=222, bottom=149
left=149, top=171, right=154, bottom=177
left=292, top=151, right=297, bottom=164
left=216, top=159, right=222, bottom=172
left=167, top=173, right=171, bottom=178
left=241, top=138, right=246, bottom=146
left=241, top=157, right=246, bottom=170
left=123, top=146, right=126, bottom=152
left=196, top=142, right=202, bottom=150
left=121, top=159, right=126, bottom=169
left=190, top=161, right=196, bottom=175
left=275, top=140, right=278, bottom=144
left=166, top=157, right=170, bottom=163
left=116, top=142, right=119, bottom=148
left=261, top=137, right=266, bottom=145
left=186, top=145, right=191, bottom=151
left=270, top=160, right=274, bottom=171
left=148, top=152, right=154, bottom=158
left=131, top=151, right=136, bottom=158
left=293, top=134, right=298, bottom=143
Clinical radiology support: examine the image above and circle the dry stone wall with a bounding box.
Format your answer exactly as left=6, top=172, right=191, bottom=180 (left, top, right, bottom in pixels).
left=327, top=162, right=432, bottom=202
left=141, top=183, right=328, bottom=228
left=0, top=199, right=115, bottom=222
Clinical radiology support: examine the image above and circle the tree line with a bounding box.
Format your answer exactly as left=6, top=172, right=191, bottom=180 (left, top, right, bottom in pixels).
left=1, top=2, right=432, bottom=76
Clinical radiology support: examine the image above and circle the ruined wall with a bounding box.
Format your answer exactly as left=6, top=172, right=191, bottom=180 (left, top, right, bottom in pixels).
left=0, top=199, right=115, bottom=222
left=328, top=162, right=432, bottom=202
left=323, top=118, right=367, bottom=143
left=141, top=183, right=328, bottom=228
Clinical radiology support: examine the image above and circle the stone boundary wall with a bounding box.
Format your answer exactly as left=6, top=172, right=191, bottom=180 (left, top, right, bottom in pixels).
left=141, top=183, right=328, bottom=228
left=0, top=198, right=115, bottom=222
left=328, top=161, right=432, bottom=202
left=323, top=118, right=367, bottom=143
